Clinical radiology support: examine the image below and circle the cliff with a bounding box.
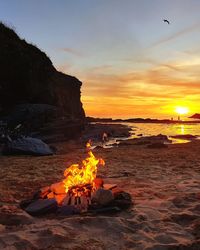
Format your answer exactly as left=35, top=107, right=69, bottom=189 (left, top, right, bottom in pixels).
left=0, top=22, right=85, bottom=119
left=0, top=22, right=85, bottom=141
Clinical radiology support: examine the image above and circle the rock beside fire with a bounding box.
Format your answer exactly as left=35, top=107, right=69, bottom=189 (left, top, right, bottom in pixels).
left=57, top=205, right=81, bottom=216
left=24, top=198, right=58, bottom=216
left=112, top=191, right=132, bottom=209
left=92, top=189, right=114, bottom=205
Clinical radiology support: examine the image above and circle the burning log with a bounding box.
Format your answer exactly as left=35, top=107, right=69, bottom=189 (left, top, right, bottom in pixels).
left=94, top=178, right=104, bottom=189
left=50, top=182, right=66, bottom=194
left=33, top=186, right=50, bottom=199
left=80, top=195, right=88, bottom=211
left=70, top=195, right=76, bottom=206
left=55, top=194, right=66, bottom=205
left=63, top=183, right=93, bottom=210
left=47, top=192, right=54, bottom=199
left=63, top=194, right=70, bottom=206
left=104, top=184, right=117, bottom=190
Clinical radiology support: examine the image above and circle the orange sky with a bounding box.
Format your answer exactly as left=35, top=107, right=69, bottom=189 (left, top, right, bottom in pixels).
left=79, top=53, right=200, bottom=119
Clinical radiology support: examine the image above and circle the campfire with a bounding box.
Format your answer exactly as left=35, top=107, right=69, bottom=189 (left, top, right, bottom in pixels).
left=47, top=141, right=105, bottom=210
left=21, top=141, right=132, bottom=216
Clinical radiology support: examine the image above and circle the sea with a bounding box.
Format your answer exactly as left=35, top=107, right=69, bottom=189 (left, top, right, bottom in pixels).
left=101, top=122, right=200, bottom=148
left=127, top=122, right=200, bottom=143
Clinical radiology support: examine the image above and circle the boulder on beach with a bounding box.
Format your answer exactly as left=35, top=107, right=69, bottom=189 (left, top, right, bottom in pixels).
left=2, top=137, right=54, bottom=156
left=119, top=134, right=171, bottom=146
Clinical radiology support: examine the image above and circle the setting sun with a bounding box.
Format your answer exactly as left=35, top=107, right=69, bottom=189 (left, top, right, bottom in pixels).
left=175, top=107, right=189, bottom=115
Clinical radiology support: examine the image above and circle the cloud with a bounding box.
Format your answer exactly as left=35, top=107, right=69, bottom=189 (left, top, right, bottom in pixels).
left=80, top=58, right=200, bottom=118
left=150, top=22, right=200, bottom=48
left=134, top=57, right=181, bottom=72
left=69, top=49, right=200, bottom=118
left=89, top=65, right=113, bottom=72
left=61, top=47, right=84, bottom=57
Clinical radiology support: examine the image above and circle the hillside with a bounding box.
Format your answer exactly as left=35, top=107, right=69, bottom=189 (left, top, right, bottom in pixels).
left=0, top=22, right=85, bottom=119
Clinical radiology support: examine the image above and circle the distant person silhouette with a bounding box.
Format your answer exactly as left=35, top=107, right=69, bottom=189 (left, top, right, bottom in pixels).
left=102, top=132, right=108, bottom=144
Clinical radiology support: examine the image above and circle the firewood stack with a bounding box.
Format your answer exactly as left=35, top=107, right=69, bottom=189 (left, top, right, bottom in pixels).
left=37, top=178, right=104, bottom=211
left=62, top=184, right=93, bottom=211
left=20, top=177, right=132, bottom=216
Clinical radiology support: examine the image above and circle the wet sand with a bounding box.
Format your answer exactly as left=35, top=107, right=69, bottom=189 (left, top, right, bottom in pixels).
left=0, top=125, right=200, bottom=249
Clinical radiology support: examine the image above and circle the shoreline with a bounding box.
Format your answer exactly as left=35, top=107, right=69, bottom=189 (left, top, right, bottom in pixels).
left=87, top=117, right=200, bottom=124
left=87, top=123, right=200, bottom=147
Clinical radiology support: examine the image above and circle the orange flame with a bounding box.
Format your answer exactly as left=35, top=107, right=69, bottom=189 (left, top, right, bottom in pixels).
left=63, top=141, right=105, bottom=193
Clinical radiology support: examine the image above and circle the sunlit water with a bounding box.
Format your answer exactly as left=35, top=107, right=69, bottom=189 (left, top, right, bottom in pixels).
left=97, top=122, right=200, bottom=148
left=127, top=122, right=200, bottom=144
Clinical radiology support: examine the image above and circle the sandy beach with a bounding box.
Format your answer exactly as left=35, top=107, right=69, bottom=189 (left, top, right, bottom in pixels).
left=0, top=124, right=200, bottom=250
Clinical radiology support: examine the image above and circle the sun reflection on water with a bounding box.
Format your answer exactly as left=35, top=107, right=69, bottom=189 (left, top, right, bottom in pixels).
left=127, top=122, right=200, bottom=144
left=180, top=125, right=185, bottom=135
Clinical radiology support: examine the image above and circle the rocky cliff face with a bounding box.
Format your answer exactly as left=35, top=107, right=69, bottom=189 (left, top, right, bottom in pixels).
left=0, top=22, right=85, bottom=120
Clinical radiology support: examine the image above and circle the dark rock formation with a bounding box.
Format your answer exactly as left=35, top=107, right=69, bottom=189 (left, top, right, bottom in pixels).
left=170, top=134, right=197, bottom=140
left=119, top=134, right=172, bottom=146
left=82, top=123, right=131, bottom=142
left=0, top=22, right=85, bottom=141
left=189, top=113, right=200, bottom=119
left=3, top=104, right=57, bottom=128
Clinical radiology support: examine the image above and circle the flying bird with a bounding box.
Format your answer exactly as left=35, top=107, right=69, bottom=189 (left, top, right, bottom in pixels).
left=163, top=19, right=170, bottom=24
